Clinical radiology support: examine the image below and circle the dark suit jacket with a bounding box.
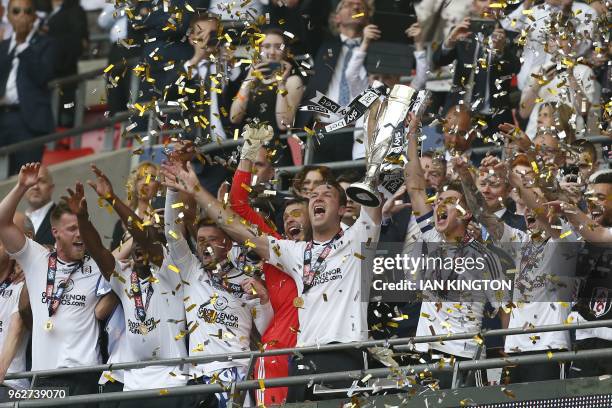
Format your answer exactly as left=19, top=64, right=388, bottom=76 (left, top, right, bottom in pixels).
left=34, top=203, right=56, bottom=246
left=0, top=32, right=58, bottom=134
left=432, top=32, right=520, bottom=113
left=268, top=0, right=332, bottom=57
left=295, top=36, right=343, bottom=128
left=44, top=2, right=89, bottom=78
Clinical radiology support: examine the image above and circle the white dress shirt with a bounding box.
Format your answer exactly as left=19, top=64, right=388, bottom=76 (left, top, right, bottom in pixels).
left=317, top=34, right=362, bottom=124
left=183, top=60, right=241, bottom=140
left=502, top=2, right=596, bottom=90
left=26, top=200, right=54, bottom=233
left=2, top=25, right=37, bottom=105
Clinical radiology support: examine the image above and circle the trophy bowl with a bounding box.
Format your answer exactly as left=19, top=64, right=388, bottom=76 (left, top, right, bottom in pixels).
left=346, top=182, right=382, bottom=207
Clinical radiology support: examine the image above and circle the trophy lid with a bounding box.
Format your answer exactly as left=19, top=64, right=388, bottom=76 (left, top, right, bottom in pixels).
left=389, top=84, right=416, bottom=103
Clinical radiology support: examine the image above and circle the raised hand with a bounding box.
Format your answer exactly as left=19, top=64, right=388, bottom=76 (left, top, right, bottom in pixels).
left=18, top=163, right=41, bottom=189
left=87, top=164, right=114, bottom=199
left=161, top=161, right=201, bottom=195
left=167, top=140, right=196, bottom=164
left=498, top=123, right=532, bottom=151
left=445, top=17, right=471, bottom=48
left=382, top=185, right=412, bottom=219
left=62, top=182, right=88, bottom=217
left=241, top=276, right=269, bottom=304
left=361, top=24, right=381, bottom=50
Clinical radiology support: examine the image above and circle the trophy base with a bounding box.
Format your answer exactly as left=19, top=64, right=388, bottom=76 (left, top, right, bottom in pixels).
left=346, top=183, right=381, bottom=207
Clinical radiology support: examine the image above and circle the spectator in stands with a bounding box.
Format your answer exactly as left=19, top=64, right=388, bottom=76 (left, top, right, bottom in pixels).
left=206, top=0, right=265, bottom=21
left=110, top=161, right=161, bottom=252
left=40, top=0, right=88, bottom=127
left=402, top=117, right=509, bottom=388
left=571, top=139, right=600, bottom=185
left=160, top=151, right=382, bottom=402
left=230, top=27, right=304, bottom=166
left=0, top=163, right=105, bottom=403
left=97, top=1, right=137, bottom=116
left=0, top=212, right=30, bottom=392
left=0, top=0, right=58, bottom=176
left=502, top=0, right=597, bottom=91
left=348, top=21, right=428, bottom=160
left=519, top=19, right=598, bottom=140
left=68, top=182, right=188, bottom=407
left=23, top=164, right=55, bottom=246
left=414, top=0, right=470, bottom=44
left=432, top=0, right=520, bottom=136
left=525, top=102, right=576, bottom=141
left=295, top=0, right=371, bottom=163
left=0, top=3, right=13, bottom=40
left=477, top=156, right=527, bottom=231
left=291, top=165, right=334, bottom=198
left=337, top=172, right=362, bottom=228
left=441, top=105, right=477, bottom=171
left=509, top=154, right=535, bottom=217
left=266, top=0, right=332, bottom=57
left=173, top=12, right=246, bottom=193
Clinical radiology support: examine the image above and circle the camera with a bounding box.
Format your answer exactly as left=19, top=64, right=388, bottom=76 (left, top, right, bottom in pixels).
left=469, top=18, right=497, bottom=37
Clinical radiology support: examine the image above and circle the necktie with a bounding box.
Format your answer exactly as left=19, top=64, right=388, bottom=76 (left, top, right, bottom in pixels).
left=338, top=40, right=359, bottom=106
left=0, top=47, right=16, bottom=98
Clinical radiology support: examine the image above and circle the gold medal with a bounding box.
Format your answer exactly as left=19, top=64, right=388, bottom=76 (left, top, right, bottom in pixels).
left=293, top=296, right=304, bottom=308
left=139, top=323, right=148, bottom=335
left=44, top=319, right=53, bottom=331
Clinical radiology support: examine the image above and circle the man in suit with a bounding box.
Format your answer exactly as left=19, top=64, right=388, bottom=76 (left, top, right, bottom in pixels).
left=0, top=0, right=58, bottom=176
left=167, top=12, right=246, bottom=194
left=432, top=0, right=520, bottom=137
left=295, top=0, right=370, bottom=163
left=40, top=0, right=88, bottom=126
left=24, top=165, right=56, bottom=246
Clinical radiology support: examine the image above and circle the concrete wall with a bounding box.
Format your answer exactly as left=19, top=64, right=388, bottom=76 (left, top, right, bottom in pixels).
left=0, top=149, right=132, bottom=247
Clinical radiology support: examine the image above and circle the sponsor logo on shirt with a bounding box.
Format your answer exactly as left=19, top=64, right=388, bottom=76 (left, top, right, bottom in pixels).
left=40, top=279, right=87, bottom=307
left=198, top=305, right=239, bottom=329
left=311, top=267, right=343, bottom=287
left=0, top=289, right=13, bottom=298
left=127, top=317, right=159, bottom=335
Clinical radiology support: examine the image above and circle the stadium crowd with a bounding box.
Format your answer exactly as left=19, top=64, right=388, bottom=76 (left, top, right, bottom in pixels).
left=0, top=0, right=610, bottom=406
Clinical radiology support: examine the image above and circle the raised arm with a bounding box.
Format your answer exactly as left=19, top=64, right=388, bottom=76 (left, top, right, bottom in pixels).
left=404, top=114, right=431, bottom=217
left=161, top=161, right=271, bottom=260
left=0, top=312, right=25, bottom=384
left=454, top=157, right=505, bottom=242
left=88, top=164, right=162, bottom=262
left=64, top=183, right=116, bottom=281
left=546, top=200, right=612, bottom=243
left=0, top=163, right=40, bottom=254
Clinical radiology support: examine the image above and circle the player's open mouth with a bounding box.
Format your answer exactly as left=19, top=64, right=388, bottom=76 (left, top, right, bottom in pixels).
left=313, top=204, right=326, bottom=218
left=288, top=225, right=302, bottom=238
left=73, top=242, right=84, bottom=249
left=436, top=207, right=448, bottom=222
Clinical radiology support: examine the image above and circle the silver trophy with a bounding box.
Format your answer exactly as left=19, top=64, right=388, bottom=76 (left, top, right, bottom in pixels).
left=347, top=85, right=427, bottom=207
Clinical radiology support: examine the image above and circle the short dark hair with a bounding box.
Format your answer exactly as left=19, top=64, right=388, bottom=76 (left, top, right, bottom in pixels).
left=285, top=196, right=309, bottom=209
left=189, top=13, right=220, bottom=29
left=572, top=139, right=597, bottom=163
left=50, top=201, right=74, bottom=226
left=320, top=180, right=348, bottom=207
left=292, top=165, right=335, bottom=192
left=421, top=150, right=447, bottom=169
left=196, top=218, right=218, bottom=231
left=336, top=171, right=362, bottom=184
left=591, top=170, right=612, bottom=185
left=439, top=180, right=467, bottom=205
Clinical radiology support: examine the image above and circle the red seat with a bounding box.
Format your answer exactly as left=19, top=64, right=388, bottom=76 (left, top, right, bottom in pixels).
left=42, top=148, right=94, bottom=166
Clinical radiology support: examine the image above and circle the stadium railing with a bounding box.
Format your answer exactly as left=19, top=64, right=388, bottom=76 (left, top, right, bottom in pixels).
left=0, top=320, right=611, bottom=407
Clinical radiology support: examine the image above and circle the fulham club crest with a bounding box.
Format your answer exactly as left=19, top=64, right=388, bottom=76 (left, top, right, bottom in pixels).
left=590, top=287, right=611, bottom=318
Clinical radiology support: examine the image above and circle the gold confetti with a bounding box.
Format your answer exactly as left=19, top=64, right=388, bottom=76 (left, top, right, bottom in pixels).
left=352, top=12, right=364, bottom=18
left=171, top=202, right=184, bottom=209
left=168, top=264, right=180, bottom=273
left=103, top=373, right=116, bottom=383
left=559, top=230, right=572, bottom=239
left=104, top=64, right=114, bottom=73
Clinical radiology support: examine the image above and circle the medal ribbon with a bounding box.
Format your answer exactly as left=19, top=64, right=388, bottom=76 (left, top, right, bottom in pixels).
left=46, top=252, right=83, bottom=317
left=0, top=278, right=11, bottom=295
left=130, top=270, right=154, bottom=323
left=302, top=230, right=344, bottom=292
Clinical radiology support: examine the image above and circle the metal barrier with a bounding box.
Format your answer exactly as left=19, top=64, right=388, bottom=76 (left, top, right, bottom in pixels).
left=0, top=319, right=610, bottom=407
